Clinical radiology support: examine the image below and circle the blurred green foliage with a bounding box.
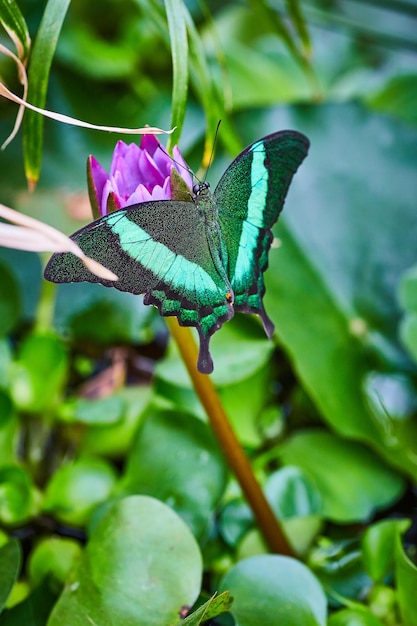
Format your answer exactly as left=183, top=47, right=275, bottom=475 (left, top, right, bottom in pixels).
left=1, top=0, right=417, bottom=624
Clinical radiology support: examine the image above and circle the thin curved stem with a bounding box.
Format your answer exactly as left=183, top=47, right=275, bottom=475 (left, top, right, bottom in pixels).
left=166, top=318, right=294, bottom=556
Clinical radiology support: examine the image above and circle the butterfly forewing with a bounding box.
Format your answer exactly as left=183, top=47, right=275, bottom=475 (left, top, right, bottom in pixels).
left=214, top=131, right=309, bottom=332
left=45, top=201, right=234, bottom=372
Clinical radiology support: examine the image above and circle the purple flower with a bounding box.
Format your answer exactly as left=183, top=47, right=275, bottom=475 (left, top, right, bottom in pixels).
left=87, top=135, right=193, bottom=219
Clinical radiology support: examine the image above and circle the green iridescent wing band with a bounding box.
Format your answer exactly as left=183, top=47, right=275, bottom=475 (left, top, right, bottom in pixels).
left=44, top=201, right=234, bottom=373
left=214, top=130, right=310, bottom=335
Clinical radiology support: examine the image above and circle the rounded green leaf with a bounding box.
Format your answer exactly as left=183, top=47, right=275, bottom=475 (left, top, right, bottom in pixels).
left=220, top=555, right=327, bottom=626
left=48, top=496, right=203, bottom=626
left=43, top=457, right=117, bottom=526
left=28, top=537, right=82, bottom=588
left=276, top=430, right=405, bottom=522
left=121, top=408, right=227, bottom=537
left=362, top=518, right=409, bottom=583
left=328, top=608, right=384, bottom=626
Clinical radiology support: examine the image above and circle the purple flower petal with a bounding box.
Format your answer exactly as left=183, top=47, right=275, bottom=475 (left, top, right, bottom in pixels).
left=172, top=145, right=193, bottom=190
left=88, top=134, right=192, bottom=217
left=137, top=149, right=166, bottom=189
left=87, top=155, right=109, bottom=218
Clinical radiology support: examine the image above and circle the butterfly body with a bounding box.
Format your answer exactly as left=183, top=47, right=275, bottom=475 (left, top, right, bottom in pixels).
left=45, top=131, right=309, bottom=373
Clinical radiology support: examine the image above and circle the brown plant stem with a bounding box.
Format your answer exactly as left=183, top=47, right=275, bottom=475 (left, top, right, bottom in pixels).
left=166, top=318, right=294, bottom=556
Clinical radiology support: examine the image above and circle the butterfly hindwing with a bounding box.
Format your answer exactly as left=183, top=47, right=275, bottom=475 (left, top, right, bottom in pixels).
left=214, top=130, right=310, bottom=333
left=44, top=201, right=234, bottom=373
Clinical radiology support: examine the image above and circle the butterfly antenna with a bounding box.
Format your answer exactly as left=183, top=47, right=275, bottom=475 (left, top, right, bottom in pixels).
left=157, top=144, right=194, bottom=181
left=202, top=120, right=221, bottom=183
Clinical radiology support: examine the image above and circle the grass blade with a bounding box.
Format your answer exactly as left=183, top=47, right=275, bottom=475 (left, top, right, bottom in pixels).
left=165, top=0, right=188, bottom=150
left=23, top=0, right=71, bottom=189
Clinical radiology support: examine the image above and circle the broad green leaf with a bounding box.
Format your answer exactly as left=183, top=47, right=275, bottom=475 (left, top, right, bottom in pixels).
left=165, top=0, right=188, bottom=148
left=10, top=332, right=68, bottom=413
left=0, top=0, right=31, bottom=61
left=0, top=540, right=21, bottom=612
left=120, top=407, right=227, bottom=537
left=0, top=261, right=20, bottom=338
left=362, top=518, right=410, bottom=583
left=43, top=457, right=117, bottom=527
left=395, top=523, right=417, bottom=626
left=175, top=592, right=233, bottom=625
left=47, top=496, right=203, bottom=626
left=0, top=578, right=57, bottom=626
left=23, top=0, right=72, bottom=186
left=254, top=103, right=417, bottom=479
left=275, top=430, right=405, bottom=522
left=220, top=555, right=327, bottom=626
left=328, top=608, right=384, bottom=626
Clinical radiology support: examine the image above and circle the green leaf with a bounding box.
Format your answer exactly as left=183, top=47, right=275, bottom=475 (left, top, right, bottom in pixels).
left=396, top=523, right=417, bottom=626
left=275, top=430, right=405, bottom=522
left=165, top=0, right=188, bottom=148
left=79, top=386, right=151, bottom=458
left=0, top=540, right=21, bottom=612
left=120, top=407, right=227, bottom=537
left=0, top=0, right=31, bottom=62
left=366, top=74, right=417, bottom=127
left=0, top=466, right=38, bottom=525
left=23, top=0, right=71, bottom=187
left=43, top=457, right=117, bottom=527
left=10, top=332, right=68, bottom=413
left=362, top=518, right=410, bottom=583
left=328, top=608, right=384, bottom=626
left=59, top=395, right=125, bottom=426
left=0, top=261, right=21, bottom=338
left=220, top=555, right=327, bottom=626
left=0, top=578, right=57, bottom=626
left=257, top=103, right=417, bottom=480
left=47, top=496, right=203, bottom=626
left=175, top=592, right=233, bottom=625
left=28, top=537, right=82, bottom=589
